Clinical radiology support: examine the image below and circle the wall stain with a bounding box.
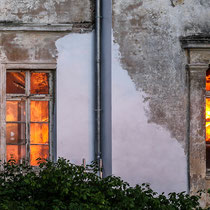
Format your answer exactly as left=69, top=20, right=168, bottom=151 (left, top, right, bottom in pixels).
left=0, top=32, right=65, bottom=62
left=170, top=0, right=184, bottom=7
left=125, top=1, right=143, bottom=11
left=1, top=33, right=29, bottom=61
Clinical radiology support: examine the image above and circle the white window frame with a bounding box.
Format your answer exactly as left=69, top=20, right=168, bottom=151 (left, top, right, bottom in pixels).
left=0, top=63, right=56, bottom=164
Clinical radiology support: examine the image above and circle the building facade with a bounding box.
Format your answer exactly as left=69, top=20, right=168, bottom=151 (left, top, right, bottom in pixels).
left=0, top=0, right=210, bottom=206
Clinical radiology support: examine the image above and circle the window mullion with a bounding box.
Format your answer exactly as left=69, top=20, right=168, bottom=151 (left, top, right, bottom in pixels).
left=49, top=72, right=53, bottom=161
left=26, top=71, right=30, bottom=163
left=49, top=100, right=53, bottom=161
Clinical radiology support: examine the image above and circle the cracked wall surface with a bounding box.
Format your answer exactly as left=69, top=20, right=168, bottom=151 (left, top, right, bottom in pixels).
left=113, top=0, right=210, bottom=149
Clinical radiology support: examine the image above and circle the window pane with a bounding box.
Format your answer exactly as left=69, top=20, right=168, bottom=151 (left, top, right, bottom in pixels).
left=30, top=145, right=49, bottom=166
left=206, top=122, right=210, bottom=142
left=7, top=145, right=26, bottom=163
left=6, top=72, right=25, bottom=94
left=31, top=73, right=49, bottom=94
left=31, top=101, right=49, bottom=122
left=207, top=69, right=210, bottom=91
left=6, top=101, right=25, bottom=122
left=207, top=98, right=210, bottom=121
left=30, top=123, right=49, bottom=144
left=6, top=123, right=26, bottom=144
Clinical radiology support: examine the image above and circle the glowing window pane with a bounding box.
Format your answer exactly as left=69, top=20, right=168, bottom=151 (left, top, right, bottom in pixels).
left=30, top=123, right=49, bottom=144
left=6, top=72, right=25, bottom=94
left=31, top=73, right=49, bottom=94
left=207, top=69, right=210, bottom=91
left=7, top=145, right=26, bottom=163
left=6, top=101, right=25, bottom=122
left=31, top=101, right=49, bottom=122
left=30, top=145, right=49, bottom=166
left=6, top=123, right=26, bottom=144
left=206, top=99, right=210, bottom=121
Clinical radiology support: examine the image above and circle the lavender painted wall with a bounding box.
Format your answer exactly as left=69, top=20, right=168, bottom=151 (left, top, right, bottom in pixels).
left=56, top=33, right=94, bottom=165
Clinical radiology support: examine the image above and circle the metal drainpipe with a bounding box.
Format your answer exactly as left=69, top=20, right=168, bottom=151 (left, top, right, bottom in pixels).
left=95, top=0, right=102, bottom=177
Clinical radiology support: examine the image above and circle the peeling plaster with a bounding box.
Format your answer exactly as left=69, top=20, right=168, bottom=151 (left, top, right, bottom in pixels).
left=112, top=0, right=210, bottom=149
left=112, top=42, right=187, bottom=194
left=0, top=32, right=63, bottom=62
left=0, top=0, right=93, bottom=24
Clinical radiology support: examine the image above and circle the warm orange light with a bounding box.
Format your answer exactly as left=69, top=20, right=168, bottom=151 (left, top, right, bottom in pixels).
left=31, top=101, right=49, bottom=122
left=30, top=100, right=49, bottom=164
left=207, top=71, right=210, bottom=91
left=206, top=99, right=210, bottom=121
left=6, top=101, right=17, bottom=121
left=7, top=145, right=26, bottom=163
left=30, top=145, right=49, bottom=166
left=30, top=123, right=49, bottom=144
left=31, top=73, right=49, bottom=94
left=6, top=72, right=50, bottom=165
left=6, top=101, right=25, bottom=122
left=6, top=72, right=25, bottom=94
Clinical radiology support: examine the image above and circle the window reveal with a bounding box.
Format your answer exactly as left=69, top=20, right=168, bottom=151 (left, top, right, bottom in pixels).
left=6, top=70, right=54, bottom=166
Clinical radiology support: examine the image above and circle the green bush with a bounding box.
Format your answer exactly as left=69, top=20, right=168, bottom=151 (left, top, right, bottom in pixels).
left=0, top=158, right=202, bottom=209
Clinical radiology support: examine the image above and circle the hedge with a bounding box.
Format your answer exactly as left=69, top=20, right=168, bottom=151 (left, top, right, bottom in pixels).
left=0, top=158, right=202, bottom=210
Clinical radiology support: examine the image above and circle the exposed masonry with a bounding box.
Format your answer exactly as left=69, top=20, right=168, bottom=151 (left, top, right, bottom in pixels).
left=112, top=0, right=210, bottom=151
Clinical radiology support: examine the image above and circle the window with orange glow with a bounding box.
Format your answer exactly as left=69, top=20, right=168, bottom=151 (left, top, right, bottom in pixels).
left=206, top=69, right=210, bottom=168
left=6, top=70, right=54, bottom=165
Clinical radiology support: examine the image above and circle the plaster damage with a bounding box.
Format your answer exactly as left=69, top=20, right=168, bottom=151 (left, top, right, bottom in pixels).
left=0, top=0, right=93, bottom=24
left=112, top=0, right=210, bottom=150
left=0, top=0, right=94, bottom=166
left=0, top=32, right=61, bottom=62
left=112, top=43, right=187, bottom=194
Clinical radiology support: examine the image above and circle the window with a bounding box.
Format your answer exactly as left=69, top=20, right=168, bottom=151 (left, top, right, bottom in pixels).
left=180, top=35, right=210, bottom=196
left=6, top=70, right=54, bottom=165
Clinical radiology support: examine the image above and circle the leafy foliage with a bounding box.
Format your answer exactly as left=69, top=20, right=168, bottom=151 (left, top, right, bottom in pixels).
left=0, top=158, right=202, bottom=209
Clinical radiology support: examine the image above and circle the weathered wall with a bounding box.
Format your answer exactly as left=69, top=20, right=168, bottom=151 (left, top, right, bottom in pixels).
left=112, top=0, right=210, bottom=193
left=1, top=0, right=209, bottom=197
left=0, top=0, right=94, bottom=166
left=0, top=0, right=94, bottom=24
left=0, top=32, right=61, bottom=62
left=112, top=43, right=187, bottom=193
